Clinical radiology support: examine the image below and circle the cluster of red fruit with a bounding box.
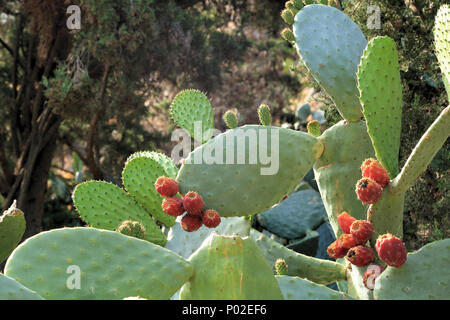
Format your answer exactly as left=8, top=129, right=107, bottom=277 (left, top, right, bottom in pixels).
left=154, top=176, right=221, bottom=232
left=328, top=212, right=375, bottom=267
left=328, top=212, right=408, bottom=289
left=355, top=158, right=390, bottom=205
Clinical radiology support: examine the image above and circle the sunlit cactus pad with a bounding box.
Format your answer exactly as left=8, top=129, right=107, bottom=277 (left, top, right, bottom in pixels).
left=4, top=227, right=193, bottom=300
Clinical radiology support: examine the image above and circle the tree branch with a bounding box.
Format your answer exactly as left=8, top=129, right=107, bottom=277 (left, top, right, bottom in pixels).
left=86, top=64, right=111, bottom=180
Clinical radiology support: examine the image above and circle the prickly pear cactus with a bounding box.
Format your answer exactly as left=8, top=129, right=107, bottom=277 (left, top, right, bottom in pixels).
left=179, top=233, right=283, bottom=300
left=177, top=125, right=324, bottom=217
left=293, top=4, right=366, bottom=122
left=4, top=228, right=193, bottom=299
left=0, top=274, right=44, bottom=300
left=72, top=181, right=167, bottom=245
left=0, top=202, right=26, bottom=263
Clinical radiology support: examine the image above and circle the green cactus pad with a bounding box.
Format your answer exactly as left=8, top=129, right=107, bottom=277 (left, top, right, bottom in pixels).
left=0, top=274, right=44, bottom=300
left=250, top=229, right=346, bottom=285
left=122, top=156, right=176, bottom=227
left=4, top=227, right=193, bottom=300
left=116, top=220, right=146, bottom=239
left=281, top=8, right=295, bottom=25
left=125, top=151, right=178, bottom=178
left=177, top=125, right=323, bottom=217
left=434, top=5, right=450, bottom=100
left=357, top=36, right=402, bottom=177
left=307, top=120, right=321, bottom=137
left=223, top=110, right=238, bottom=129
left=165, top=216, right=251, bottom=259
left=72, top=181, right=166, bottom=245
left=257, top=189, right=327, bottom=239
left=313, top=120, right=375, bottom=236
left=258, top=104, right=272, bottom=126
left=367, top=189, right=404, bottom=245
left=170, top=89, right=214, bottom=143
left=179, top=233, right=283, bottom=300
left=0, top=202, right=26, bottom=263
left=276, top=275, right=352, bottom=300
left=374, top=238, right=450, bottom=300
left=293, top=4, right=366, bottom=122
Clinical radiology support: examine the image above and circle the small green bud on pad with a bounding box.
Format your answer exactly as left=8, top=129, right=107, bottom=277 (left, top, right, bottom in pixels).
left=116, top=220, right=146, bottom=239
left=257, top=104, right=272, bottom=126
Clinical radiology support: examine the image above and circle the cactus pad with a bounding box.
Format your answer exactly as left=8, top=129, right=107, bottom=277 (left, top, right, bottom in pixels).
left=357, top=36, right=402, bottom=177
left=72, top=181, right=166, bottom=245
left=177, top=125, right=323, bottom=217
left=313, top=120, right=375, bottom=236
left=122, top=156, right=176, bottom=226
left=4, top=227, right=193, bottom=299
left=170, top=89, right=214, bottom=143
left=434, top=5, right=450, bottom=100
left=125, top=151, right=178, bottom=178
left=257, top=189, right=327, bottom=239
left=276, top=275, right=352, bottom=300
left=179, top=233, right=283, bottom=299
left=0, top=274, right=44, bottom=300
left=0, top=202, right=26, bottom=263
left=374, top=238, right=450, bottom=300
left=293, top=4, right=366, bottom=122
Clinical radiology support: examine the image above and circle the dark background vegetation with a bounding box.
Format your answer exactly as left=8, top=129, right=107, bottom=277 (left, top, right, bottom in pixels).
left=0, top=0, right=448, bottom=250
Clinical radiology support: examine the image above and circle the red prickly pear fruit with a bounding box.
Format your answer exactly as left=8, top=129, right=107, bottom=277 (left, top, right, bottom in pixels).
left=327, top=240, right=348, bottom=259
left=350, top=220, right=374, bottom=245
left=337, top=212, right=356, bottom=234
left=162, top=197, right=185, bottom=217
left=355, top=177, right=383, bottom=205
left=155, top=176, right=179, bottom=197
left=345, top=245, right=374, bottom=267
left=202, top=209, right=221, bottom=228
left=182, top=191, right=204, bottom=215
left=375, top=233, right=407, bottom=268
left=338, top=233, right=358, bottom=249
left=361, top=158, right=390, bottom=188
left=363, top=264, right=386, bottom=290
left=180, top=214, right=203, bottom=232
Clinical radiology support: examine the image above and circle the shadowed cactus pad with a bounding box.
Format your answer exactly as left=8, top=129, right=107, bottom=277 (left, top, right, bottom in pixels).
left=0, top=202, right=26, bottom=263
left=170, top=89, right=214, bottom=143
left=4, top=228, right=193, bottom=300
left=293, top=4, right=366, bottom=121
left=257, top=189, right=327, bottom=239
left=177, top=125, right=323, bottom=217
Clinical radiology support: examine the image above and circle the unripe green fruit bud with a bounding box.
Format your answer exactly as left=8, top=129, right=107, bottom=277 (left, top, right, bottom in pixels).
left=116, top=220, right=146, bottom=239
left=258, top=104, right=272, bottom=126
left=275, top=258, right=288, bottom=275
left=281, top=28, right=295, bottom=42
left=223, top=110, right=238, bottom=129
left=317, top=0, right=328, bottom=5
left=285, top=1, right=299, bottom=15
left=293, top=0, right=304, bottom=10
left=307, top=120, right=321, bottom=137
left=281, top=9, right=294, bottom=25
left=303, top=0, right=314, bottom=5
